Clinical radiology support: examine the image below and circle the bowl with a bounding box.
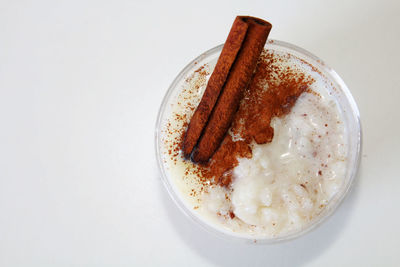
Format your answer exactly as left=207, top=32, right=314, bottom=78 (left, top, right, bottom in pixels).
left=155, top=39, right=361, bottom=243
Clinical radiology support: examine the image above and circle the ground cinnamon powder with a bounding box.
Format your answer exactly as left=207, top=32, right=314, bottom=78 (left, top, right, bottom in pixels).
left=191, top=50, right=315, bottom=186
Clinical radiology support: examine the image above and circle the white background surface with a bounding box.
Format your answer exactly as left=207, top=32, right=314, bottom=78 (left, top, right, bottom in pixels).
left=1, top=0, right=399, bottom=266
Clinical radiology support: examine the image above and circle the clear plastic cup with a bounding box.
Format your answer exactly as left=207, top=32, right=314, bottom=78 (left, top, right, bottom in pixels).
left=155, top=40, right=361, bottom=243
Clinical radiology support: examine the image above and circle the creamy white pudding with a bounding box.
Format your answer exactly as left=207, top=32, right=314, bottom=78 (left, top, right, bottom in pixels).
left=157, top=41, right=359, bottom=241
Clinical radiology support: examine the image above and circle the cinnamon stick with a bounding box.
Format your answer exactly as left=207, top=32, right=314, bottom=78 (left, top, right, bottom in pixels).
left=191, top=16, right=272, bottom=163
left=182, top=17, right=249, bottom=158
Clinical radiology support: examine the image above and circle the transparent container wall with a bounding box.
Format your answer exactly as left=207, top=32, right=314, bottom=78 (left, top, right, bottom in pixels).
left=155, top=40, right=361, bottom=243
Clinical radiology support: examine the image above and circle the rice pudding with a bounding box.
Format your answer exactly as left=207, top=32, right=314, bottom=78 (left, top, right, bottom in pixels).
left=157, top=41, right=359, bottom=241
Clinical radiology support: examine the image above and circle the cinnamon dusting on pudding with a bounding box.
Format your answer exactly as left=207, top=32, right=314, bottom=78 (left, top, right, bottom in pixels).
left=179, top=51, right=314, bottom=186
